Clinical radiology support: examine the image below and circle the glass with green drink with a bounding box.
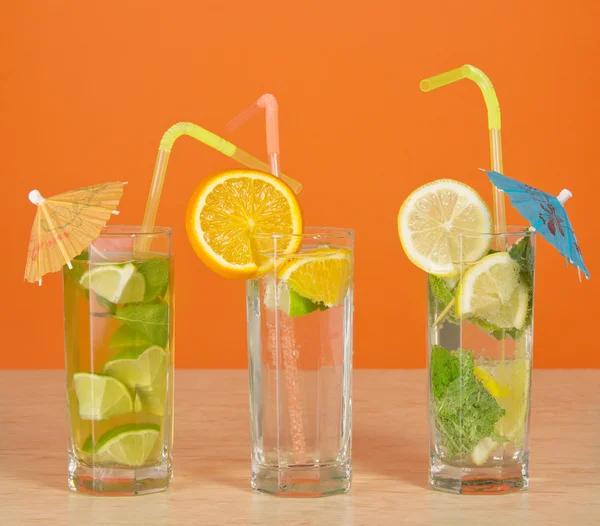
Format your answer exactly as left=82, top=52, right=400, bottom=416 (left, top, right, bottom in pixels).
left=63, top=227, right=173, bottom=495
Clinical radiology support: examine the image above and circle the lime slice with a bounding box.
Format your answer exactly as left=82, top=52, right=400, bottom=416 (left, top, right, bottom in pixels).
left=264, top=278, right=326, bottom=317
left=80, top=263, right=146, bottom=304
left=73, top=373, right=133, bottom=420
left=281, top=287, right=325, bottom=317
left=103, top=346, right=168, bottom=417
left=456, top=252, right=529, bottom=330
left=277, top=248, right=353, bottom=307
left=102, top=346, right=167, bottom=389
left=137, top=389, right=166, bottom=417
left=398, top=179, right=492, bottom=276
left=83, top=424, right=161, bottom=466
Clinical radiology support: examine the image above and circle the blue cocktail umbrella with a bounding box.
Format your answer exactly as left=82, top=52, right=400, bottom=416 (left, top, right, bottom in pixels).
left=484, top=170, right=590, bottom=279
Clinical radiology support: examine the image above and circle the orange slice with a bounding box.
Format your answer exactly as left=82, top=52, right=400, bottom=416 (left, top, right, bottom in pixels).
left=278, top=248, right=353, bottom=306
left=185, top=169, right=303, bottom=279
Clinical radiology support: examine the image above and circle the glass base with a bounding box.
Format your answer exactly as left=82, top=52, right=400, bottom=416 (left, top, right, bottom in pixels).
left=430, top=453, right=529, bottom=495
left=251, top=462, right=351, bottom=497
left=68, top=454, right=172, bottom=496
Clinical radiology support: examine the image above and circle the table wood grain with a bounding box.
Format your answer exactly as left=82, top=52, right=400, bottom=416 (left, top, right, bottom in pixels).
left=0, top=370, right=598, bottom=525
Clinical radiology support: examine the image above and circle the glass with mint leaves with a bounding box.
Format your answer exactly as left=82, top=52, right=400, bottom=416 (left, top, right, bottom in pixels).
left=63, top=226, right=173, bottom=496
left=399, top=180, right=535, bottom=494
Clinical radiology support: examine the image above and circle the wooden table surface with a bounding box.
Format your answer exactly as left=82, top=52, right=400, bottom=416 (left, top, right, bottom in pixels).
left=1, top=370, right=598, bottom=525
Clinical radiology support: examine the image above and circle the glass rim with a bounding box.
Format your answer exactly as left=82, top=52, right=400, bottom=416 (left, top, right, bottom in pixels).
left=253, top=226, right=354, bottom=240
left=456, top=225, right=536, bottom=238
left=99, top=225, right=172, bottom=238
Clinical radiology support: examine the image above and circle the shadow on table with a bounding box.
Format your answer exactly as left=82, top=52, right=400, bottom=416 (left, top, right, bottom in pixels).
left=353, top=429, right=429, bottom=490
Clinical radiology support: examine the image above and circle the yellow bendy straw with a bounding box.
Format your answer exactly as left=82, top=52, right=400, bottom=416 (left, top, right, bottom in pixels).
left=140, top=122, right=302, bottom=242
left=420, top=65, right=507, bottom=233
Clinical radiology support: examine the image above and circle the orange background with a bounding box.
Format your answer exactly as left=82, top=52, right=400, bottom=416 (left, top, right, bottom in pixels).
left=2, top=1, right=598, bottom=369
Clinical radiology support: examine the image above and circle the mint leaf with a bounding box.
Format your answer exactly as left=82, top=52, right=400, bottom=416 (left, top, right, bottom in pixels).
left=109, top=325, right=153, bottom=349
left=64, top=260, right=86, bottom=286
left=429, top=275, right=456, bottom=305
left=95, top=294, right=116, bottom=314
left=509, top=236, right=534, bottom=276
left=431, top=345, right=460, bottom=400
left=113, top=304, right=168, bottom=348
left=137, top=258, right=170, bottom=302
left=433, top=349, right=505, bottom=457
left=509, top=236, right=534, bottom=333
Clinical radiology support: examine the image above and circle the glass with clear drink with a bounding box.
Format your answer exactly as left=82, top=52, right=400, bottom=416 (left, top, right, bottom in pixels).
left=428, top=229, right=535, bottom=494
left=246, top=227, right=354, bottom=497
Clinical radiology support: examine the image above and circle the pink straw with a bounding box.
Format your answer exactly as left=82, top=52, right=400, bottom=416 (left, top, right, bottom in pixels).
left=228, top=94, right=307, bottom=464
left=228, top=94, right=282, bottom=177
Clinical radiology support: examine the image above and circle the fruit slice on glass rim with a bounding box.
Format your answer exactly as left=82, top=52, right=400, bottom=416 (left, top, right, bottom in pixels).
left=185, top=169, right=303, bottom=279
left=278, top=248, right=353, bottom=307
left=397, top=179, right=492, bottom=276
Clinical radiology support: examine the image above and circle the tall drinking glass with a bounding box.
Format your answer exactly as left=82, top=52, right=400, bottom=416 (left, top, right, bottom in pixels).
left=246, top=227, right=354, bottom=497
left=428, top=228, right=535, bottom=494
left=63, top=226, right=174, bottom=495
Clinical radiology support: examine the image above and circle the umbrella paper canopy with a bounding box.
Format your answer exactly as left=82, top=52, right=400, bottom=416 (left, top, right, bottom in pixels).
left=484, top=170, right=590, bottom=279
left=24, top=181, right=126, bottom=284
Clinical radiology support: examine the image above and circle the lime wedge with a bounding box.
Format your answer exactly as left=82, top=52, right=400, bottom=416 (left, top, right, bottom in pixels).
left=283, top=288, right=325, bottom=317
left=263, top=279, right=327, bottom=317
left=137, top=389, right=166, bottom=417
left=103, top=346, right=167, bottom=417
left=456, top=252, right=529, bottom=330
left=73, top=373, right=133, bottom=420
left=83, top=424, right=161, bottom=466
left=80, top=264, right=146, bottom=304
left=102, top=346, right=167, bottom=389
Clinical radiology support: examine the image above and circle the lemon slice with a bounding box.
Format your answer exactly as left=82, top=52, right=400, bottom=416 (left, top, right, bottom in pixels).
left=185, top=169, right=303, bottom=279
left=277, top=248, right=353, bottom=307
left=456, top=252, right=529, bottom=330
left=495, top=358, right=531, bottom=442
left=474, top=366, right=510, bottom=398
left=80, top=264, right=145, bottom=304
left=73, top=373, right=133, bottom=420
left=398, top=179, right=492, bottom=276
left=471, top=437, right=498, bottom=466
